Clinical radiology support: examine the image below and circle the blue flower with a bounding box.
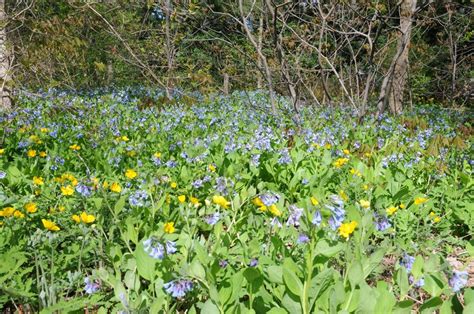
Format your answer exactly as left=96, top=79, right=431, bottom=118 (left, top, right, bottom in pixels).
left=76, top=183, right=92, bottom=197
left=400, top=254, right=415, bottom=273
left=219, top=260, right=228, bottom=268
left=260, top=193, right=279, bottom=206
left=374, top=214, right=391, bottom=231
left=165, top=240, right=177, bottom=254
left=249, top=258, right=259, bottom=267
left=449, top=270, right=468, bottom=293
left=204, top=212, right=220, bottom=225
left=143, top=238, right=165, bottom=259
left=84, top=277, right=100, bottom=294
left=163, top=279, right=193, bottom=298
left=297, top=233, right=310, bottom=244
left=312, top=210, right=322, bottom=226
left=287, top=205, right=304, bottom=227
left=0, top=171, right=6, bottom=179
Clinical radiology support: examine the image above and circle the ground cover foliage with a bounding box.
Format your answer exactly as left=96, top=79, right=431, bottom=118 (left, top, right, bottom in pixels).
left=0, top=90, right=473, bottom=313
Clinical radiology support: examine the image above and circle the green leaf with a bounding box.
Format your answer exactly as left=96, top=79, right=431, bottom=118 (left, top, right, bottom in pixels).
left=189, top=259, right=206, bottom=280
left=283, top=266, right=303, bottom=297
left=411, top=255, right=424, bottom=280
left=397, top=267, right=409, bottom=299
left=315, top=240, right=343, bottom=257
left=423, top=274, right=445, bottom=297
left=267, top=265, right=283, bottom=284
left=348, top=261, right=364, bottom=288
left=114, top=196, right=127, bottom=215
left=134, top=241, right=156, bottom=281
left=200, top=299, right=220, bottom=314
left=419, top=297, right=442, bottom=313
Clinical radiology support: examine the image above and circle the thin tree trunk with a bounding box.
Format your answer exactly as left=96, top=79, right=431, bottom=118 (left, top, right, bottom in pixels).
left=377, top=0, right=416, bottom=115
left=0, top=0, right=12, bottom=111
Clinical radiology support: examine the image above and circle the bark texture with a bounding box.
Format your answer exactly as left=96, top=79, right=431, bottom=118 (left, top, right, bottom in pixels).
left=377, top=0, right=416, bottom=115
left=0, top=0, right=12, bottom=111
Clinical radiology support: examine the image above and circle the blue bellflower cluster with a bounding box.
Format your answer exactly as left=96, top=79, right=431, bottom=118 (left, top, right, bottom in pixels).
left=76, top=183, right=92, bottom=197
left=326, top=195, right=345, bottom=230
left=287, top=205, right=304, bottom=227
left=84, top=277, right=100, bottom=294
left=449, top=270, right=468, bottom=293
left=163, top=279, right=193, bottom=298
left=143, top=237, right=177, bottom=260
left=129, top=190, right=148, bottom=207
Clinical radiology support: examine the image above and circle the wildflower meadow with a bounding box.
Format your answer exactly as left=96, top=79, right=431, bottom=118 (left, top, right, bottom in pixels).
left=0, top=90, right=472, bottom=313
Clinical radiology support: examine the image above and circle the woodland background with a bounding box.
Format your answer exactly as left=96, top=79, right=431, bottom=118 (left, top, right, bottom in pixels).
left=1, top=0, right=473, bottom=112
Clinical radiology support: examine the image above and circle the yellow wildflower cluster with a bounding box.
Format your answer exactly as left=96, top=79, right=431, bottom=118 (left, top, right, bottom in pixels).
left=429, top=212, right=441, bottom=223
left=212, top=195, right=230, bottom=209
left=339, top=221, right=358, bottom=239
left=333, top=158, right=349, bottom=168
left=125, top=169, right=138, bottom=179
left=414, top=197, right=428, bottom=205
left=72, top=212, right=96, bottom=224
left=164, top=222, right=175, bottom=234
left=252, top=197, right=281, bottom=216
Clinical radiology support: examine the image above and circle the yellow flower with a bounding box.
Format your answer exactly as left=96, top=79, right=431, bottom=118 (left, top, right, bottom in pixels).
left=25, top=202, right=37, bottom=213
left=13, top=210, right=25, bottom=218
left=343, top=149, right=350, bottom=155
left=190, top=197, right=201, bottom=207
left=33, top=176, right=44, bottom=186
left=359, top=199, right=370, bottom=209
left=0, top=148, right=5, bottom=155
left=310, top=197, right=319, bottom=206
left=58, top=205, right=65, bottom=212
left=39, top=151, right=47, bottom=157
left=125, top=169, right=138, bottom=179
left=178, top=195, right=186, bottom=203
left=164, top=222, right=175, bottom=234
left=27, top=149, right=37, bottom=158
left=363, top=184, right=369, bottom=190
left=325, top=143, right=332, bottom=149
left=110, top=182, right=122, bottom=193
left=170, top=182, right=177, bottom=189
left=0, top=207, right=15, bottom=217
left=433, top=216, right=441, bottom=223
left=154, top=152, right=162, bottom=158
left=364, top=152, right=372, bottom=158
left=259, top=205, right=268, bottom=212
left=103, top=181, right=109, bottom=189
left=80, top=212, right=96, bottom=224
left=386, top=206, right=398, bottom=216
left=72, top=214, right=81, bottom=223
left=350, top=168, right=362, bottom=177
left=339, top=190, right=349, bottom=202
left=121, top=135, right=129, bottom=142
left=126, top=150, right=136, bottom=157
left=61, top=185, right=74, bottom=196
left=429, top=211, right=436, bottom=217
left=252, top=197, right=264, bottom=207
left=42, top=219, right=60, bottom=231
left=399, top=203, right=406, bottom=209
left=333, top=158, right=349, bottom=168
left=40, top=127, right=49, bottom=133
left=212, top=195, right=230, bottom=209
left=414, top=197, right=428, bottom=205
left=208, top=164, right=216, bottom=172
left=269, top=204, right=282, bottom=216
left=69, top=144, right=81, bottom=151
left=339, top=221, right=358, bottom=239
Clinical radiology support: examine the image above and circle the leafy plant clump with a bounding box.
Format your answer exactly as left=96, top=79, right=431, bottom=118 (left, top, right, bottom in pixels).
left=0, top=90, right=473, bottom=313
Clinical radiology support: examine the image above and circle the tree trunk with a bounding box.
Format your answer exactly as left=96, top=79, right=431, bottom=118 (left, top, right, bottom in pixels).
left=377, top=0, right=416, bottom=115
left=0, top=0, right=12, bottom=111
